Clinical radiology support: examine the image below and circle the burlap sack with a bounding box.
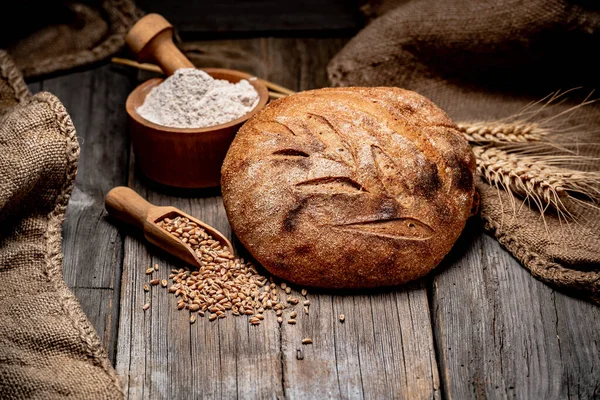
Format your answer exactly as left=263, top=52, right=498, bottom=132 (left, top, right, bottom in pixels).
left=328, top=0, right=600, bottom=303
left=0, top=51, right=122, bottom=399
left=1, top=0, right=142, bottom=78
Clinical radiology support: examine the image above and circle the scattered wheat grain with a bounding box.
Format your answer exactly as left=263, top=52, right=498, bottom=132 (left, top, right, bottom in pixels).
left=156, top=215, right=308, bottom=326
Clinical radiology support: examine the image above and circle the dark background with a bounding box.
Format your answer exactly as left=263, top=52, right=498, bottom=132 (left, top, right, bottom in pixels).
left=135, top=0, right=363, bottom=37
left=0, top=0, right=363, bottom=49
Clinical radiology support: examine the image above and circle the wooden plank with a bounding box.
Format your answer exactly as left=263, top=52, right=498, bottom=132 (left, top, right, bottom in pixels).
left=135, top=0, right=361, bottom=35
left=281, top=284, right=441, bottom=399
left=265, top=37, right=441, bottom=400
left=38, top=65, right=134, bottom=363
left=553, top=293, right=600, bottom=399
left=71, top=287, right=116, bottom=351
left=432, top=221, right=600, bottom=398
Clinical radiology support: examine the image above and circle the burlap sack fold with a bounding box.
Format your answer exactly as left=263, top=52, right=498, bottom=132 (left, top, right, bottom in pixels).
left=1, top=0, right=142, bottom=78
left=0, top=51, right=122, bottom=399
left=328, top=0, right=600, bottom=303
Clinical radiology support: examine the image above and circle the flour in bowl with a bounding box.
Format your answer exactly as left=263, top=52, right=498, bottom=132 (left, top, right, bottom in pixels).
left=137, top=68, right=260, bottom=129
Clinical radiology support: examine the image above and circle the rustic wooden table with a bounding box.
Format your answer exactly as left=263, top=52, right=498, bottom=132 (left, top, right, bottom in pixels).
left=28, top=34, right=600, bottom=399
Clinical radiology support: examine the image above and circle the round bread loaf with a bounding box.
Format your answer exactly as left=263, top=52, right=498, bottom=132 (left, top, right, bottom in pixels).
left=221, top=87, right=477, bottom=288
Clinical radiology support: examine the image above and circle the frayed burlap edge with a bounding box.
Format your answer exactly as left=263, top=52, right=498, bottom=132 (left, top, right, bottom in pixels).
left=33, top=92, right=124, bottom=396
left=0, top=51, right=30, bottom=102
left=19, top=0, right=143, bottom=78
left=480, top=210, right=600, bottom=305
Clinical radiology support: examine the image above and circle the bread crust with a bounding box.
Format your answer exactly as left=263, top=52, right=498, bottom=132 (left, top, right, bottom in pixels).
left=222, top=87, right=476, bottom=288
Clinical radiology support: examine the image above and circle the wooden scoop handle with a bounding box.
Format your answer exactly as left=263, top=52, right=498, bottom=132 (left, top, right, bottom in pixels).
left=105, top=186, right=153, bottom=230
left=125, top=13, right=194, bottom=76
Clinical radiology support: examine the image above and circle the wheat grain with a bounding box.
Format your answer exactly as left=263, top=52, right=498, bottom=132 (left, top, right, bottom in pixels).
left=155, top=215, right=307, bottom=326
left=288, top=297, right=299, bottom=305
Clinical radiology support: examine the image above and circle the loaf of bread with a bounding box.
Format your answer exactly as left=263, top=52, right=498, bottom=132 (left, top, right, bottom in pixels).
left=221, top=87, right=477, bottom=288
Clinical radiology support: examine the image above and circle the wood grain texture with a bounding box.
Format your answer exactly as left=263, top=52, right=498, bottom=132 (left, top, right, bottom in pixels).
left=281, top=285, right=441, bottom=399
left=432, top=220, right=600, bottom=399
left=30, top=65, right=134, bottom=363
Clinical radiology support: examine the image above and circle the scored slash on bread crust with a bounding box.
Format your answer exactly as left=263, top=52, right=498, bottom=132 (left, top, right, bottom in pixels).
left=221, top=87, right=477, bottom=289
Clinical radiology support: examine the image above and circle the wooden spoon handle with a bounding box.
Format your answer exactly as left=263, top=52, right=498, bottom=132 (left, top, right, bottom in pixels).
left=125, top=13, right=194, bottom=76
left=105, top=186, right=153, bottom=230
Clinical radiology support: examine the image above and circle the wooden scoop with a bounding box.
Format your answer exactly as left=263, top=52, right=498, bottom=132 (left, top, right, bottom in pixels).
left=126, top=13, right=194, bottom=76
left=105, top=186, right=233, bottom=267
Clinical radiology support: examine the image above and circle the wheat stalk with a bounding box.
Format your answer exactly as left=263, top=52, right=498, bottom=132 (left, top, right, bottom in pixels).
left=473, top=146, right=600, bottom=220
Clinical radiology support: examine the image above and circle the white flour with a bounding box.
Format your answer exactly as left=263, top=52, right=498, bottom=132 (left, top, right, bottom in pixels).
left=137, top=68, right=259, bottom=129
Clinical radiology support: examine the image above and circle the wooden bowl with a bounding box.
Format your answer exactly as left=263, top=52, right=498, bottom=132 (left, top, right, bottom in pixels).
left=126, top=68, right=269, bottom=188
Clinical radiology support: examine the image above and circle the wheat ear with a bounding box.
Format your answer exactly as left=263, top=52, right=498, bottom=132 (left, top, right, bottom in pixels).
left=457, top=121, right=548, bottom=144
left=473, top=146, right=600, bottom=219
left=458, top=89, right=598, bottom=147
